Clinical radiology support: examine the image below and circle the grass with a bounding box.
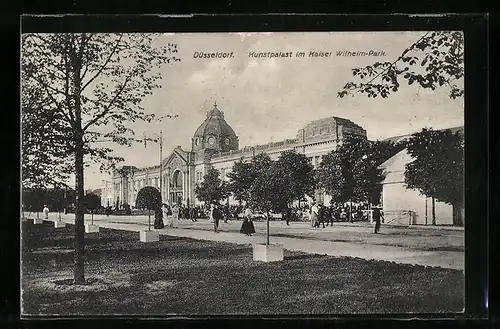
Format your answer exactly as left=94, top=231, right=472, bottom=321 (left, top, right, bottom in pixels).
left=21, top=221, right=464, bottom=315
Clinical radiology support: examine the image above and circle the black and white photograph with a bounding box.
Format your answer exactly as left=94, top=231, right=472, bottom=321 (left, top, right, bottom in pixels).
left=21, top=29, right=466, bottom=315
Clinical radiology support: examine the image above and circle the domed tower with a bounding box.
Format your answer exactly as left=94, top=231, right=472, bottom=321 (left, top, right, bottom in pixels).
left=192, top=102, right=239, bottom=160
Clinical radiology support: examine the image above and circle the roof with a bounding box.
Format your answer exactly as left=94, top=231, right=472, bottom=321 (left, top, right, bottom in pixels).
left=192, top=104, right=238, bottom=143
left=382, top=126, right=464, bottom=144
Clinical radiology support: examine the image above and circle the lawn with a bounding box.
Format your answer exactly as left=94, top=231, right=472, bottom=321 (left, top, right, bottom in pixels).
left=21, top=221, right=464, bottom=315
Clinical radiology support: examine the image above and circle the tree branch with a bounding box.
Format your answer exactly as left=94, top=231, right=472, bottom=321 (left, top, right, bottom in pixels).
left=80, top=34, right=123, bottom=93
left=82, top=72, right=133, bottom=132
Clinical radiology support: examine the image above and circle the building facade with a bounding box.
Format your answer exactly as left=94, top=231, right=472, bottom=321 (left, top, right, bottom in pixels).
left=102, top=102, right=367, bottom=208
left=377, top=126, right=464, bottom=225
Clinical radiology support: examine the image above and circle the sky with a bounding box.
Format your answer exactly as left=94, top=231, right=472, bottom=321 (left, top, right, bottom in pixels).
left=77, top=31, right=464, bottom=190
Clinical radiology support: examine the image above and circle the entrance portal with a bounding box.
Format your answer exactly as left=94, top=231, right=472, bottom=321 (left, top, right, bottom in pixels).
left=170, top=170, right=183, bottom=205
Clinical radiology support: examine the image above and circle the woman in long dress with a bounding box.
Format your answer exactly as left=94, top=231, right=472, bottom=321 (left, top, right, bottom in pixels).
left=171, top=204, right=179, bottom=228
left=310, top=203, right=319, bottom=227
left=162, top=203, right=172, bottom=227
left=240, top=207, right=256, bottom=236
left=154, top=204, right=164, bottom=229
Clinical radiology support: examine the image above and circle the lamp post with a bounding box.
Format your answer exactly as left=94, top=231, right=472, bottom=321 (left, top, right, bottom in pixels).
left=144, top=130, right=164, bottom=201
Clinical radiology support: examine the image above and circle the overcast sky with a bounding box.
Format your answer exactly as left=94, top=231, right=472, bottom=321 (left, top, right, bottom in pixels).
left=80, top=31, right=464, bottom=190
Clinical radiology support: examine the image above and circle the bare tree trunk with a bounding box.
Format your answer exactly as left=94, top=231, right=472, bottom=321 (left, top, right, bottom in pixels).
left=431, top=196, right=436, bottom=226
left=71, top=36, right=86, bottom=285
left=266, top=210, right=270, bottom=246
left=425, top=197, right=428, bottom=225
left=349, top=199, right=353, bottom=222
left=74, top=140, right=85, bottom=284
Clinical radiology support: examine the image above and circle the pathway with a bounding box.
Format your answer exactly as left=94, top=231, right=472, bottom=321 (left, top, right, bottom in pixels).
left=31, top=213, right=464, bottom=270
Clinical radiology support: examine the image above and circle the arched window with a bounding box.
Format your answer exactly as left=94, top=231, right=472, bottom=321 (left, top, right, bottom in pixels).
left=173, top=170, right=183, bottom=188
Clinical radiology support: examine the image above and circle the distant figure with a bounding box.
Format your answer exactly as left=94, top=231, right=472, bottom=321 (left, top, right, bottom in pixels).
left=283, top=207, right=291, bottom=226
left=171, top=204, right=179, bottom=228
left=189, top=207, right=197, bottom=222
left=154, top=204, right=164, bottom=229
left=211, top=204, right=223, bottom=233
left=340, top=208, right=347, bottom=222
left=310, top=203, right=319, bottom=227
left=373, top=207, right=384, bottom=234
left=316, top=204, right=326, bottom=228
left=240, top=207, right=255, bottom=235
left=162, top=203, right=172, bottom=227
left=43, top=205, right=49, bottom=219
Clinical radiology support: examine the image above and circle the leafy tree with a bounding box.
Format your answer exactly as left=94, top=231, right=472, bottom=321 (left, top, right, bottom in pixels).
left=135, top=186, right=162, bottom=231
left=22, top=188, right=47, bottom=219
left=84, top=193, right=101, bottom=225
left=247, top=160, right=282, bottom=246
left=404, top=128, right=464, bottom=226
left=353, top=140, right=405, bottom=206
left=318, top=136, right=401, bottom=219
left=195, top=168, right=229, bottom=205
left=274, top=150, right=316, bottom=210
left=338, top=31, right=464, bottom=100
left=318, top=136, right=367, bottom=206
left=227, top=159, right=254, bottom=204
left=227, top=153, right=274, bottom=205
left=22, top=33, right=180, bottom=284
left=22, top=81, right=71, bottom=189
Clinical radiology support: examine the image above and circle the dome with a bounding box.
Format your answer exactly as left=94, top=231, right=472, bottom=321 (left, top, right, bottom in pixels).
left=192, top=102, right=239, bottom=153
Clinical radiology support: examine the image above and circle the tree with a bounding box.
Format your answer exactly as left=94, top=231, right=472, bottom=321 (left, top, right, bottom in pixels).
left=22, top=33, right=180, bottom=284
left=84, top=193, right=101, bottom=225
left=273, top=150, right=316, bottom=210
left=353, top=140, right=405, bottom=206
left=135, top=186, right=162, bottom=231
left=22, top=81, right=72, bottom=189
left=227, top=159, right=254, bottom=204
left=404, top=128, right=464, bottom=226
left=317, top=136, right=401, bottom=220
left=247, top=159, right=282, bottom=246
left=195, top=168, right=229, bottom=205
left=227, top=153, right=274, bottom=205
left=338, top=31, right=464, bottom=100
left=22, top=188, right=47, bottom=219
left=317, top=136, right=368, bottom=208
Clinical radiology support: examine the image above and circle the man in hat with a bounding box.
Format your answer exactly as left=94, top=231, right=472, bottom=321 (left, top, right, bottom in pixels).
left=211, top=203, right=222, bottom=233
left=372, top=206, right=384, bottom=234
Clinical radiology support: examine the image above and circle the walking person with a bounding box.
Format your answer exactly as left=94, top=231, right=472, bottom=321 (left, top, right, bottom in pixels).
left=283, top=206, right=291, bottom=226
left=43, top=205, right=49, bottom=219
left=240, top=206, right=256, bottom=236
left=317, top=204, right=326, bottom=228
left=189, top=207, right=197, bottom=222
left=372, top=206, right=384, bottom=234
left=171, top=203, right=179, bottom=228
left=211, top=203, right=222, bottom=233
left=154, top=203, right=164, bottom=229
left=327, top=205, right=334, bottom=226
left=162, top=203, right=172, bottom=227
left=310, top=202, right=319, bottom=228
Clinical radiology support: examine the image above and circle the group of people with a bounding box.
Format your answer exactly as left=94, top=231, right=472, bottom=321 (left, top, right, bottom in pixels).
left=153, top=203, right=179, bottom=229
left=148, top=199, right=384, bottom=234
left=207, top=203, right=255, bottom=235
left=308, top=202, right=384, bottom=233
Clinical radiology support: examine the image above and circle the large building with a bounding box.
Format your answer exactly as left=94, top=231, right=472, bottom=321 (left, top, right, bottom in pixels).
left=101, top=102, right=367, bottom=208
left=378, top=126, right=464, bottom=225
